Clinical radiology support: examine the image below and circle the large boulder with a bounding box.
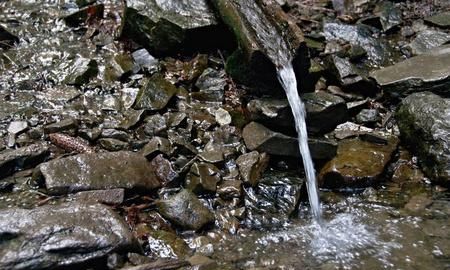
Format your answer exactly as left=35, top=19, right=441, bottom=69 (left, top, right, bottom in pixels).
left=319, top=136, right=399, bottom=188
left=370, top=45, right=450, bottom=96
left=396, top=92, right=450, bottom=183
left=242, top=122, right=337, bottom=160
left=212, top=0, right=310, bottom=92
left=0, top=202, right=137, bottom=270
left=120, top=0, right=228, bottom=55
left=37, top=151, right=161, bottom=195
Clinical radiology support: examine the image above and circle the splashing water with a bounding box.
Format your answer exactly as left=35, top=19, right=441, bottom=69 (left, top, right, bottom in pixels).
left=276, top=63, right=322, bottom=220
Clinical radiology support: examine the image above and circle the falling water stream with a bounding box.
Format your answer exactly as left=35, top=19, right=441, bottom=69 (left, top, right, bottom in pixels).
left=276, top=64, right=322, bottom=221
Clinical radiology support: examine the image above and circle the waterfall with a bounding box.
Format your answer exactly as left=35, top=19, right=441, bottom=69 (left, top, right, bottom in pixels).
left=276, top=63, right=322, bottom=221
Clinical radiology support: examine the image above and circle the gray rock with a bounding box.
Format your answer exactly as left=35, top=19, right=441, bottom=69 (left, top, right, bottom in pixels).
left=185, top=162, right=221, bottom=194
left=0, top=25, right=19, bottom=49
left=247, top=92, right=347, bottom=135
left=319, top=136, right=399, bottom=188
left=217, top=180, right=243, bottom=200
left=192, top=68, right=227, bottom=103
left=121, top=0, right=219, bottom=55
left=132, top=48, right=159, bottom=73
left=409, top=30, right=450, bottom=55
left=120, top=109, right=145, bottom=130
left=150, top=154, right=178, bottom=187
left=0, top=202, right=137, bottom=270
left=0, top=143, right=49, bottom=180
left=242, top=122, right=337, bottom=160
left=146, top=229, right=191, bottom=259
left=396, top=92, right=450, bottom=182
left=140, top=137, right=172, bottom=158
left=327, top=55, right=376, bottom=93
left=43, top=118, right=78, bottom=134
left=101, top=129, right=129, bottom=141
left=7, top=121, right=28, bottom=135
left=425, top=11, right=450, bottom=28
left=144, top=114, right=167, bottom=136
left=133, top=74, right=177, bottom=110
left=37, top=151, right=161, bottom=195
left=157, top=189, right=214, bottom=231
left=355, top=109, right=381, bottom=125
left=236, top=151, right=269, bottom=187
left=370, top=45, right=450, bottom=96
left=377, top=1, right=401, bottom=32
left=63, top=56, right=99, bottom=86
left=98, top=138, right=128, bottom=151
left=323, top=22, right=392, bottom=65
left=104, top=54, right=134, bottom=81
left=245, top=171, right=304, bottom=229
left=73, top=188, right=125, bottom=205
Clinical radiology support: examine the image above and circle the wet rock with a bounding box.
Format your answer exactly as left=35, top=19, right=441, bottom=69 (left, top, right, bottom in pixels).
left=191, top=68, right=227, bottom=103
left=7, top=121, right=28, bottom=147
left=121, top=0, right=221, bottom=55
left=396, top=92, right=450, bottom=182
left=376, top=1, right=401, bottom=32
left=144, top=114, right=167, bottom=136
left=120, top=109, right=145, bottom=130
left=73, top=188, right=125, bottom=205
left=404, top=194, right=433, bottom=213
left=104, top=54, right=134, bottom=81
left=37, top=151, right=161, bottom=195
left=319, top=136, right=399, bottom=188
left=185, top=163, right=221, bottom=194
left=245, top=171, right=304, bottom=228
left=40, top=86, right=81, bottom=105
left=213, top=0, right=310, bottom=92
left=0, top=143, right=49, bottom=179
left=214, top=108, right=232, bottom=125
left=133, top=74, right=177, bottom=111
left=355, top=109, right=380, bottom=126
left=323, top=22, right=391, bottom=65
left=236, top=151, right=269, bottom=187
left=409, top=30, right=450, bottom=55
left=217, top=180, right=243, bottom=200
left=163, top=54, right=208, bottom=84
left=157, top=189, right=214, bottom=231
left=141, top=137, right=172, bottom=159
left=198, top=150, right=224, bottom=164
left=101, top=128, right=129, bottom=141
left=63, top=56, right=99, bottom=86
left=425, top=11, right=450, bottom=28
left=132, top=48, right=159, bottom=73
left=242, top=122, right=337, bottom=160
left=188, top=254, right=218, bottom=270
left=150, top=154, right=178, bottom=187
left=0, top=25, right=19, bottom=49
left=327, top=55, right=376, bottom=94
left=145, top=229, right=191, bottom=259
left=98, top=138, right=128, bottom=151
left=0, top=202, right=137, bottom=270
left=370, top=45, right=450, bottom=96
left=247, top=92, right=347, bottom=135
left=64, top=4, right=104, bottom=27
left=43, top=118, right=78, bottom=134
left=332, top=121, right=374, bottom=140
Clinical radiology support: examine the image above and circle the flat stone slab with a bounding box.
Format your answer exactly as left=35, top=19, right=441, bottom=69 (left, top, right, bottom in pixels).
left=0, top=202, right=137, bottom=270
left=425, top=11, right=450, bottom=28
left=370, top=45, right=450, bottom=95
left=38, top=151, right=161, bottom=195
left=242, top=122, right=337, bottom=160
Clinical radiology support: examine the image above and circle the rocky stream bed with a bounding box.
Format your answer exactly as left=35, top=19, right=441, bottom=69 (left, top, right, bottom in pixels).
left=0, top=0, right=449, bottom=269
